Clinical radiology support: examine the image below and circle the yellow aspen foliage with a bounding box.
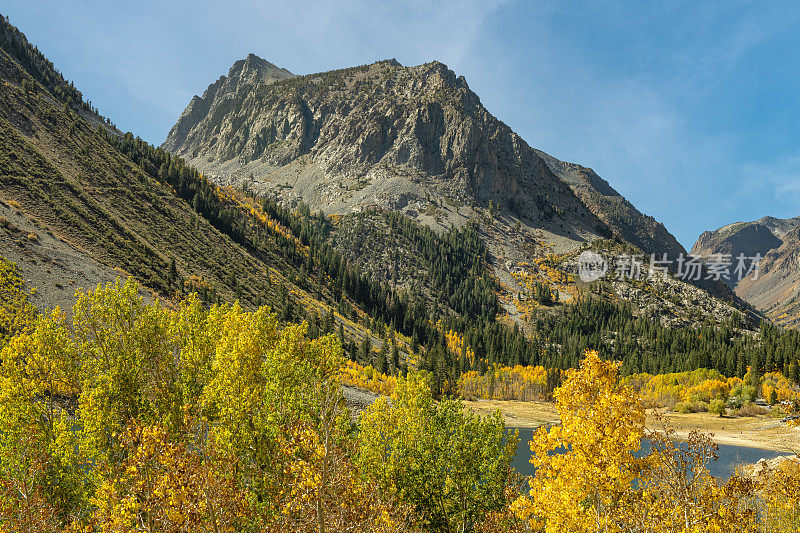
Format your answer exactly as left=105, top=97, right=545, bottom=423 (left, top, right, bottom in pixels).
left=0, top=308, right=85, bottom=525
left=760, top=371, right=800, bottom=405
left=512, top=350, right=646, bottom=532
left=0, top=430, right=62, bottom=533
left=167, top=294, right=218, bottom=413
left=0, top=308, right=79, bottom=443
left=0, top=257, right=37, bottom=346
left=0, top=278, right=405, bottom=531
left=626, top=366, right=800, bottom=412
left=459, top=364, right=552, bottom=401
left=625, top=368, right=735, bottom=410
left=514, top=351, right=762, bottom=533
left=88, top=420, right=251, bottom=533
left=444, top=329, right=475, bottom=367
left=759, top=459, right=800, bottom=532
left=0, top=276, right=779, bottom=532
left=200, top=304, right=280, bottom=459
left=276, top=420, right=409, bottom=533
left=340, top=359, right=396, bottom=396
left=71, top=278, right=181, bottom=467
left=636, top=425, right=758, bottom=532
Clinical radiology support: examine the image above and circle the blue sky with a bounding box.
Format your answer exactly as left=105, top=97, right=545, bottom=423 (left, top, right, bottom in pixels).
left=4, top=1, right=800, bottom=248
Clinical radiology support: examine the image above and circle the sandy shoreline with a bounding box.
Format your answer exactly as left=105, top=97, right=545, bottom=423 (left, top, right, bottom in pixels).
left=464, top=399, right=800, bottom=452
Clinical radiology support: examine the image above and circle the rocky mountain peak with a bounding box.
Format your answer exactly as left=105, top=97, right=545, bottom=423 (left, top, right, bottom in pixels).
left=382, top=58, right=402, bottom=68
left=229, top=53, right=294, bottom=85
left=757, top=214, right=800, bottom=239
left=691, top=222, right=783, bottom=260
left=163, top=55, right=294, bottom=153
left=414, top=60, right=468, bottom=89
left=162, top=55, right=686, bottom=264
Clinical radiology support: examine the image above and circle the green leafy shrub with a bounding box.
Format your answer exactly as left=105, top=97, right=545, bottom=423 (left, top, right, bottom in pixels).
left=709, top=399, right=726, bottom=415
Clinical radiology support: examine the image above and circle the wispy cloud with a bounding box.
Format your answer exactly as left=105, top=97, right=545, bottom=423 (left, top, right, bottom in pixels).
left=738, top=152, right=800, bottom=215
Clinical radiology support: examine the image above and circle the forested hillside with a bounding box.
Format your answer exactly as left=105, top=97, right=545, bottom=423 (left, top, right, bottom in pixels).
left=0, top=16, right=282, bottom=308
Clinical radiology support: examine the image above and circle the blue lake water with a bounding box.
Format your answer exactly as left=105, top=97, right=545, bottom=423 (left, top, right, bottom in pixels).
left=509, top=426, right=787, bottom=480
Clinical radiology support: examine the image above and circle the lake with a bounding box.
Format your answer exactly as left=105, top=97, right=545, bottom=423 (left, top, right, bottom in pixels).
left=509, top=426, right=787, bottom=480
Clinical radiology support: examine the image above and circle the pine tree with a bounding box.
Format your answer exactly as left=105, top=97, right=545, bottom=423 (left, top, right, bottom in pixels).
left=391, top=336, right=400, bottom=375
left=749, top=352, right=761, bottom=392
left=790, top=360, right=799, bottom=384
left=359, top=336, right=371, bottom=365
left=376, top=336, right=388, bottom=375
left=168, top=258, right=178, bottom=286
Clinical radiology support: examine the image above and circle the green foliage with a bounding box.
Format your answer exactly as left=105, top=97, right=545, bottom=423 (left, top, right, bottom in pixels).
left=675, top=400, right=709, bottom=414
left=358, top=372, right=517, bottom=532
left=0, top=277, right=524, bottom=530
left=530, top=281, right=554, bottom=305
left=730, top=382, right=758, bottom=407
left=381, top=211, right=499, bottom=322
left=768, top=387, right=778, bottom=406
left=0, top=279, right=344, bottom=526
left=709, top=399, right=727, bottom=415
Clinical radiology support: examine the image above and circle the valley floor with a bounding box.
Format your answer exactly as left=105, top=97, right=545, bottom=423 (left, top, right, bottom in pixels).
left=464, top=399, right=800, bottom=452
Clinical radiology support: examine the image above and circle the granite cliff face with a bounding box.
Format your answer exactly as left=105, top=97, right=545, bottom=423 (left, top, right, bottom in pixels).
left=692, top=216, right=800, bottom=327
left=164, top=55, right=685, bottom=258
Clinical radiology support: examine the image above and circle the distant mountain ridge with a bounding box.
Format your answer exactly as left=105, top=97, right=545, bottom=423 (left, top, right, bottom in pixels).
left=0, top=4, right=757, bottom=344
left=692, top=215, right=800, bottom=327
left=692, top=215, right=800, bottom=258
left=0, top=11, right=775, bottom=388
